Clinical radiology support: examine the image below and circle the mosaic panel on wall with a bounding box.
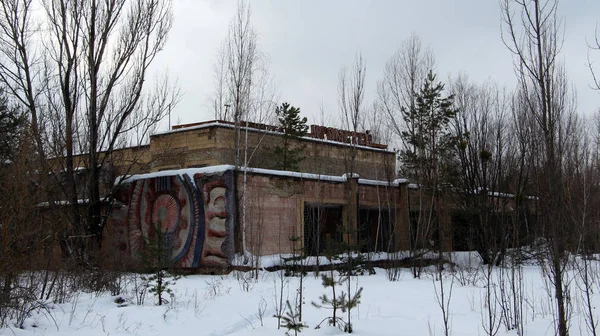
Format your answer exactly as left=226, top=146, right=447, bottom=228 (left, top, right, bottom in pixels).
left=111, top=170, right=234, bottom=268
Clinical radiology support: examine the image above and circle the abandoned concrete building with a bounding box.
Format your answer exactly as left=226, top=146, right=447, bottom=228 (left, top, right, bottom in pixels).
left=100, top=120, right=533, bottom=270
left=104, top=120, right=409, bottom=269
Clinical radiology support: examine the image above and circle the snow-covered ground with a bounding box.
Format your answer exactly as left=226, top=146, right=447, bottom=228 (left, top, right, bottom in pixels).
left=4, top=253, right=600, bottom=336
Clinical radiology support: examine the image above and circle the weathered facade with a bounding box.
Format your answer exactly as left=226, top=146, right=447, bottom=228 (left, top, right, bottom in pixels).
left=107, top=166, right=409, bottom=269
left=148, top=120, right=395, bottom=179
left=102, top=121, right=403, bottom=269
left=102, top=120, right=535, bottom=270
left=55, top=120, right=396, bottom=199
left=236, top=170, right=409, bottom=257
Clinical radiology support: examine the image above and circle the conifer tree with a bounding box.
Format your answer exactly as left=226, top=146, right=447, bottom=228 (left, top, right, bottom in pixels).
left=0, top=88, right=26, bottom=163
left=282, top=235, right=307, bottom=321
left=312, top=241, right=364, bottom=333
left=274, top=300, right=307, bottom=336
left=142, top=221, right=179, bottom=306
left=273, top=102, right=309, bottom=171
left=400, top=70, right=458, bottom=185
left=399, top=71, right=458, bottom=276
left=312, top=267, right=363, bottom=333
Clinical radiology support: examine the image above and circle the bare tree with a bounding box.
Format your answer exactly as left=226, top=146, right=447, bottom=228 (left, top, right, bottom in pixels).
left=501, top=1, right=578, bottom=335
left=449, top=76, right=521, bottom=336
left=377, top=33, right=435, bottom=154
left=490, top=87, right=537, bottom=336
left=449, top=76, right=514, bottom=265
left=212, top=0, right=256, bottom=122
left=0, top=106, right=54, bottom=327
left=588, top=25, right=600, bottom=93
left=0, top=0, right=178, bottom=256
left=0, top=0, right=46, bottom=166
left=337, top=52, right=367, bottom=333
left=377, top=34, right=441, bottom=277
left=568, top=117, right=600, bottom=336
left=339, top=52, right=367, bottom=174
left=209, top=0, right=275, bottom=162
left=208, top=1, right=277, bottom=262
left=362, top=100, right=392, bottom=148
left=338, top=52, right=366, bottom=243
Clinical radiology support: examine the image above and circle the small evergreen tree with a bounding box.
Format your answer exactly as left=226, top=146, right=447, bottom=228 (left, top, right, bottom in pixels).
left=311, top=245, right=363, bottom=333
left=274, top=300, right=307, bottom=336
left=312, top=267, right=343, bottom=329
left=141, top=221, right=179, bottom=306
left=273, top=102, right=309, bottom=171
left=282, top=235, right=307, bottom=321
left=338, top=223, right=367, bottom=333
left=312, top=269, right=363, bottom=333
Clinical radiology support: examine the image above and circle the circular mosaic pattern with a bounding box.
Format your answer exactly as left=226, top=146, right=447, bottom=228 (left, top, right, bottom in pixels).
left=152, top=194, right=180, bottom=233
left=117, top=172, right=232, bottom=268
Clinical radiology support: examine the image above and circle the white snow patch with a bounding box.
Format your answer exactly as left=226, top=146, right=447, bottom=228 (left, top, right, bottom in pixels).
left=5, top=254, right=589, bottom=336
left=116, top=165, right=407, bottom=187
left=116, top=165, right=236, bottom=185
left=37, top=199, right=91, bottom=207
left=358, top=178, right=408, bottom=187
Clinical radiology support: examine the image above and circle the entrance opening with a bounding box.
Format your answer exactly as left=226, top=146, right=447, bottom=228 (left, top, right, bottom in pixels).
left=303, top=204, right=343, bottom=256
left=358, top=208, right=395, bottom=252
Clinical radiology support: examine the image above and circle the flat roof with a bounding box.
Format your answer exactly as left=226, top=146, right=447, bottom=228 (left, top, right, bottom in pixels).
left=152, top=120, right=395, bottom=153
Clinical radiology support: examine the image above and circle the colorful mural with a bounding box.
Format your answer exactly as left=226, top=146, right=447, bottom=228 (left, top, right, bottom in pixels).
left=110, top=170, right=234, bottom=268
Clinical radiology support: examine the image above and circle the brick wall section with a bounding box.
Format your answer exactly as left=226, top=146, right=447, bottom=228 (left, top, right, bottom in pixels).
left=60, top=123, right=394, bottom=181
left=53, top=121, right=396, bottom=199
left=237, top=172, right=409, bottom=256
left=149, top=125, right=396, bottom=179
left=240, top=175, right=301, bottom=256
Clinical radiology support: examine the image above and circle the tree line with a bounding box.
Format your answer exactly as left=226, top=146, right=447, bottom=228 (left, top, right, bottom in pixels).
left=0, top=1, right=599, bottom=335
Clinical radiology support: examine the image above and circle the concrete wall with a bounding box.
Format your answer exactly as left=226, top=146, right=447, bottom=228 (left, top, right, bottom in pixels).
left=106, top=167, right=410, bottom=268
left=237, top=173, right=409, bottom=256
left=149, top=125, right=396, bottom=179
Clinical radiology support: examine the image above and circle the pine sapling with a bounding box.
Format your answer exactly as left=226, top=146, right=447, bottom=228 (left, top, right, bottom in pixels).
left=141, top=220, right=179, bottom=306
left=312, top=233, right=363, bottom=333
left=283, top=235, right=307, bottom=321
left=342, top=270, right=363, bottom=333
left=274, top=300, right=307, bottom=336
left=312, top=268, right=343, bottom=329
left=311, top=263, right=362, bottom=333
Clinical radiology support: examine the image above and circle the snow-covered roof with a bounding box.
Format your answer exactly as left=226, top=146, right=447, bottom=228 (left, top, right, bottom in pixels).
left=116, top=165, right=236, bottom=185
left=359, top=178, right=408, bottom=186
left=116, top=165, right=407, bottom=187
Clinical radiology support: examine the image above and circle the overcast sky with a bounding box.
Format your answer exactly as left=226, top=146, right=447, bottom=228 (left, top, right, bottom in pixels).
left=153, top=0, right=600, bottom=130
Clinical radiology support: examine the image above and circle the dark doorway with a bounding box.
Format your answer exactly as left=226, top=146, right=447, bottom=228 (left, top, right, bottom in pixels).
left=358, top=208, right=394, bottom=252
left=409, top=210, right=439, bottom=250
left=451, top=211, right=478, bottom=251
left=304, top=204, right=343, bottom=256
